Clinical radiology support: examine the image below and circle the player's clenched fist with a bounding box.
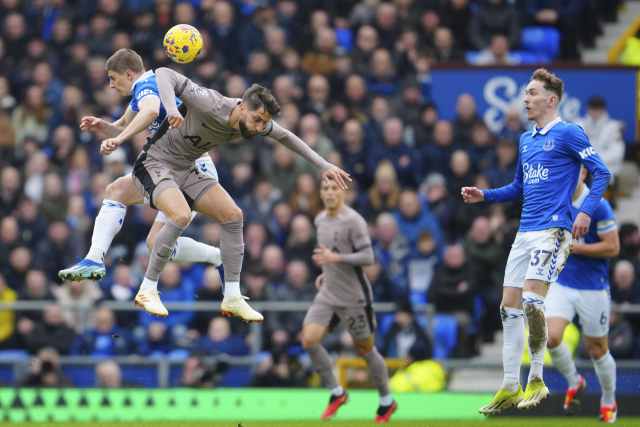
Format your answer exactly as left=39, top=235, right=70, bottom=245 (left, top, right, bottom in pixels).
left=461, top=186, right=485, bottom=203
left=101, top=137, right=122, bottom=155
left=79, top=116, right=105, bottom=132
left=168, top=113, right=184, bottom=130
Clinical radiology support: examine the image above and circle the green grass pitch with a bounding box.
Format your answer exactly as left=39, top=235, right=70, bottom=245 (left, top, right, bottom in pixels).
left=12, top=419, right=640, bottom=427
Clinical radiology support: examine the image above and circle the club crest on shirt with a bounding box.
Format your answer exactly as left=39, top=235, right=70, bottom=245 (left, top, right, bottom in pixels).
left=543, top=138, right=555, bottom=151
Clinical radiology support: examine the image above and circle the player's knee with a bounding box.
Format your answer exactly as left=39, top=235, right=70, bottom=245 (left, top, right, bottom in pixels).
left=586, top=340, right=607, bottom=360
left=353, top=339, right=374, bottom=357
left=547, top=334, right=563, bottom=350
left=301, top=335, right=321, bottom=347
left=104, top=181, right=121, bottom=201
left=168, top=210, right=191, bottom=227
left=227, top=205, right=242, bottom=222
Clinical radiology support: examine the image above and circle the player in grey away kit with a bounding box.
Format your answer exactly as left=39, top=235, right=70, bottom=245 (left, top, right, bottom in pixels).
left=100, top=67, right=351, bottom=322
left=302, top=179, right=396, bottom=423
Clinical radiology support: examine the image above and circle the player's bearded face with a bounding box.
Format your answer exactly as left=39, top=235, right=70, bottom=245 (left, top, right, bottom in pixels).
left=238, top=114, right=256, bottom=140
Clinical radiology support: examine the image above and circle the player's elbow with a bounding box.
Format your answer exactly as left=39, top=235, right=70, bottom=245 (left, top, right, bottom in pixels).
left=364, top=251, right=375, bottom=266
left=608, top=239, right=620, bottom=258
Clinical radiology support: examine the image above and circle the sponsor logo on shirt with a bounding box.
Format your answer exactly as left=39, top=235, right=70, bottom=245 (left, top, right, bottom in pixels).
left=137, top=88, right=157, bottom=99
left=579, top=146, right=597, bottom=159
left=523, top=162, right=549, bottom=184
left=522, top=145, right=527, bottom=153
left=543, top=138, right=555, bottom=151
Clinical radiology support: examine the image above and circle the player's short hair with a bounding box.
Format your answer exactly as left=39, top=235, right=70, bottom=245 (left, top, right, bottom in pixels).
left=242, top=84, right=281, bottom=117
left=105, top=49, right=144, bottom=74
left=530, top=68, right=564, bottom=102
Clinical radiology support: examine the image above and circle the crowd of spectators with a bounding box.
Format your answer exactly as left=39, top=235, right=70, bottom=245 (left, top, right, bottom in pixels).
left=0, top=0, right=638, bottom=390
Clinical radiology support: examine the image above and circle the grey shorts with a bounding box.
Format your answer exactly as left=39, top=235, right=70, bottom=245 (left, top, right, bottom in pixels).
left=303, top=300, right=376, bottom=341
left=132, top=152, right=218, bottom=210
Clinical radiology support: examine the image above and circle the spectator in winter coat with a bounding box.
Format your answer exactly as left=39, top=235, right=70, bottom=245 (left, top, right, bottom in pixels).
left=392, top=188, right=443, bottom=253
left=484, top=138, right=519, bottom=190
left=608, top=311, right=635, bottom=359
left=269, top=260, right=316, bottom=349
left=19, top=304, right=76, bottom=355
left=469, top=0, right=520, bottom=50
left=610, top=260, right=640, bottom=305
left=428, top=244, right=476, bottom=357
left=373, top=213, right=410, bottom=298
left=368, top=117, right=421, bottom=188
left=421, top=173, right=457, bottom=244
left=70, top=308, right=135, bottom=356
left=421, top=120, right=460, bottom=176
left=192, top=317, right=249, bottom=356
left=464, top=217, right=504, bottom=342
left=380, top=297, right=432, bottom=359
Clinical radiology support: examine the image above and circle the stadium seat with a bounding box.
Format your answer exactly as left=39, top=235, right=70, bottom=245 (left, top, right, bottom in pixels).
left=377, top=313, right=397, bottom=336
left=409, top=290, right=427, bottom=307
left=468, top=295, right=484, bottom=335
left=432, top=314, right=458, bottom=360
left=510, top=50, right=551, bottom=64
left=335, top=28, right=354, bottom=52
left=465, top=51, right=481, bottom=63
left=521, top=27, right=561, bottom=59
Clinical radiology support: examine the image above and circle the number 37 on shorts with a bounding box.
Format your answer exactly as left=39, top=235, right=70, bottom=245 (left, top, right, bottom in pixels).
left=504, top=228, right=574, bottom=288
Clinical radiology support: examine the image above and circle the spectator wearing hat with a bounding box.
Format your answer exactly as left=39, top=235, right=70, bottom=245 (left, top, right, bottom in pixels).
left=421, top=173, right=457, bottom=244
left=391, top=77, right=424, bottom=130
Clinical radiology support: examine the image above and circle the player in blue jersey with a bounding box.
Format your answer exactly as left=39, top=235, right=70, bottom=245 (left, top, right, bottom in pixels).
left=462, top=69, right=612, bottom=415
left=546, top=165, right=619, bottom=423
left=59, top=49, right=223, bottom=316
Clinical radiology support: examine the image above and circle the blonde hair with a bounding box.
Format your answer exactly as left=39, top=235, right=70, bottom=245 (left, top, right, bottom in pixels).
left=368, top=160, right=400, bottom=210
left=530, top=68, right=564, bottom=102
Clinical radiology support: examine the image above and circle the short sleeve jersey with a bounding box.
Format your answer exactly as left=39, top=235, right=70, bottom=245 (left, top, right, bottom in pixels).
left=313, top=206, right=374, bottom=307
left=557, top=185, right=617, bottom=291
left=128, top=70, right=182, bottom=133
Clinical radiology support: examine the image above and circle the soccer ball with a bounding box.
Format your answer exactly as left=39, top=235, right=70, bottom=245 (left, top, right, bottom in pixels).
left=163, top=24, right=203, bottom=63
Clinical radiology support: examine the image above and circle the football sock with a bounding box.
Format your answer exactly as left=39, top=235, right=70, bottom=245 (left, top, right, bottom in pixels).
left=224, top=281, right=240, bottom=299
left=592, top=351, right=616, bottom=407
left=522, top=291, right=546, bottom=383
left=304, top=343, right=339, bottom=390
left=379, top=394, right=393, bottom=406
left=330, top=385, right=345, bottom=397
left=170, top=237, right=222, bottom=266
left=363, top=348, right=391, bottom=397
left=87, top=200, right=126, bottom=263
left=145, top=219, right=186, bottom=282
left=220, top=218, right=244, bottom=283
left=501, top=306, right=525, bottom=392
left=548, top=342, right=580, bottom=389
left=139, top=277, right=157, bottom=292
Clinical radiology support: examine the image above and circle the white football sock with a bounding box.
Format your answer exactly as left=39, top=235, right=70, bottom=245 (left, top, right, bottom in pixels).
left=86, top=200, right=126, bottom=263
left=225, top=281, right=240, bottom=298
left=522, top=291, right=546, bottom=383
left=330, top=385, right=344, bottom=397
left=379, top=394, right=393, bottom=406
left=592, top=351, right=616, bottom=407
left=170, top=237, right=222, bottom=266
left=139, top=277, right=158, bottom=292
left=549, top=342, right=580, bottom=389
left=501, top=306, right=525, bottom=392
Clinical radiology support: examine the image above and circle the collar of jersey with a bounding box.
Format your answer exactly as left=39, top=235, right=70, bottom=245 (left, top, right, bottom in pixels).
left=532, top=116, right=562, bottom=137
left=128, top=70, right=155, bottom=96
left=572, top=184, right=589, bottom=209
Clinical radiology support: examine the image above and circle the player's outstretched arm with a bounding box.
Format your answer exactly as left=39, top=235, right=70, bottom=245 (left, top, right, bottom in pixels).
left=156, top=67, right=216, bottom=120
left=101, top=97, right=161, bottom=155
left=80, top=108, right=136, bottom=138
left=268, top=120, right=351, bottom=189
left=461, top=187, right=485, bottom=203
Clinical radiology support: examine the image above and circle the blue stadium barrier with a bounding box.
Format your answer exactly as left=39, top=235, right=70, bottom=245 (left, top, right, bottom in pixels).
left=0, top=349, right=28, bottom=360
left=0, top=366, right=13, bottom=385
left=409, top=291, right=427, bottom=307
left=465, top=50, right=550, bottom=65
left=468, top=295, right=484, bottom=335
left=521, top=26, right=561, bottom=59
left=222, top=366, right=252, bottom=387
